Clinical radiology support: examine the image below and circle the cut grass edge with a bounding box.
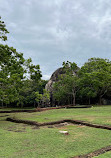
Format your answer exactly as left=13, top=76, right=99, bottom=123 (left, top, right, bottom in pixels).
left=73, top=145, right=111, bottom=158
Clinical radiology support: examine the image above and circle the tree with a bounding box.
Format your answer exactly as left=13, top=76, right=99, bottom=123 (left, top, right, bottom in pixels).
left=42, top=89, right=50, bottom=107
left=0, top=45, right=25, bottom=106
left=23, top=63, right=42, bottom=107
left=53, top=61, right=80, bottom=106
left=79, top=58, right=111, bottom=105
left=35, top=89, right=50, bottom=107
left=78, top=73, right=97, bottom=104
left=35, top=91, right=42, bottom=107
left=29, top=64, right=42, bottom=81
left=0, top=16, right=43, bottom=107
left=0, top=44, right=43, bottom=107
left=0, top=16, right=9, bottom=41
left=20, top=79, right=47, bottom=107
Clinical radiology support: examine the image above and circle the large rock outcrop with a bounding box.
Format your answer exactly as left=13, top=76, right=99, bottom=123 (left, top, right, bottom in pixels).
left=45, top=67, right=79, bottom=106
left=45, top=67, right=66, bottom=105
left=45, top=67, right=65, bottom=92
left=46, top=66, right=79, bottom=92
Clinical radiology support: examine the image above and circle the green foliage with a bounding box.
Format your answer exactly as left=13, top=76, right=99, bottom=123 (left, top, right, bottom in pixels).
left=53, top=79, right=67, bottom=103
left=53, top=58, right=111, bottom=105
left=0, top=45, right=26, bottom=106
left=0, top=16, right=9, bottom=41
left=35, top=89, right=50, bottom=107
left=0, top=44, right=42, bottom=107
left=29, top=64, right=42, bottom=81
left=0, top=16, right=43, bottom=107
left=35, top=91, right=42, bottom=106
left=42, top=89, right=50, bottom=106
left=53, top=61, right=79, bottom=105
left=79, top=58, right=111, bottom=104
left=62, top=61, right=78, bottom=75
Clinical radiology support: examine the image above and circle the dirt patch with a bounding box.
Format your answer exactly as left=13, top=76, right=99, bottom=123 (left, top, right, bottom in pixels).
left=15, top=130, right=25, bottom=132
left=32, top=126, right=40, bottom=130
left=7, top=125, right=26, bottom=132
left=48, top=125, right=54, bottom=128
left=73, top=145, right=111, bottom=158
left=7, top=128, right=25, bottom=132
left=6, top=123, right=27, bottom=133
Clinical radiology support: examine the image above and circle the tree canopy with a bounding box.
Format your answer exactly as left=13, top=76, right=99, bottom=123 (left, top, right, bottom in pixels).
left=0, top=16, right=9, bottom=41
left=79, top=58, right=111, bottom=104
left=0, top=16, right=44, bottom=107
left=53, top=61, right=80, bottom=106
left=53, top=58, right=111, bottom=106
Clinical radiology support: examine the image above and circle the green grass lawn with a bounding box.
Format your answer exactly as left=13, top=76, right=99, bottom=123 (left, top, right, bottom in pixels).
left=0, top=106, right=111, bottom=158
left=10, top=106, right=111, bottom=126
left=96, top=151, right=111, bottom=158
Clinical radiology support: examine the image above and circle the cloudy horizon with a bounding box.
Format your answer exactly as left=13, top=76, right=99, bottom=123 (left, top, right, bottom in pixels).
left=0, top=0, right=111, bottom=79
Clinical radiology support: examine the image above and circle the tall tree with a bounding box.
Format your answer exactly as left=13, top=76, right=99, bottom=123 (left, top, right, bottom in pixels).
left=0, top=45, right=26, bottom=106
left=53, top=61, right=80, bottom=106
left=79, top=58, right=111, bottom=105
left=0, top=16, right=43, bottom=107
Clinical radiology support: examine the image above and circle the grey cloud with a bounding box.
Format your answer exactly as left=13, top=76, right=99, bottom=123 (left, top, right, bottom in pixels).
left=0, top=0, right=111, bottom=79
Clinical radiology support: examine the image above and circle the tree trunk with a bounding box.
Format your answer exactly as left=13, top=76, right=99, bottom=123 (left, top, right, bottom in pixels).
left=88, top=98, right=90, bottom=105
left=68, top=96, right=70, bottom=105
left=34, top=101, right=36, bottom=108
left=99, top=96, right=102, bottom=105
left=38, top=102, right=40, bottom=108
left=2, top=100, right=3, bottom=108
left=21, top=104, right=23, bottom=108
left=72, top=94, right=76, bottom=106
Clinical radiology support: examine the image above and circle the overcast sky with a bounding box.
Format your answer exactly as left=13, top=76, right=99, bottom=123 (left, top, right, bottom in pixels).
left=0, top=0, right=111, bottom=79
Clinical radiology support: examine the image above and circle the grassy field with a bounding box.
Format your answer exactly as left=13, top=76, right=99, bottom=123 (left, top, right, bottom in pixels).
left=10, top=106, right=111, bottom=126
left=96, top=151, right=111, bottom=158
left=0, top=106, right=111, bottom=158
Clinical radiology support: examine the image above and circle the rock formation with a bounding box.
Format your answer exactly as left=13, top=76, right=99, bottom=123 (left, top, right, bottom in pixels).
left=45, top=67, right=79, bottom=106
left=45, top=67, right=65, bottom=92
